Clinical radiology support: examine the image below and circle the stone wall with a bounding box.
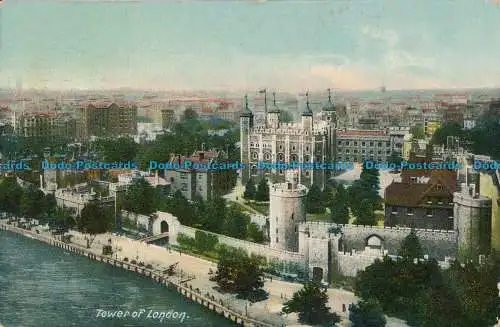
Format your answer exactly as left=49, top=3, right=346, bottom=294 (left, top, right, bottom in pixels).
left=122, top=210, right=305, bottom=264
left=122, top=211, right=151, bottom=231
left=340, top=224, right=457, bottom=260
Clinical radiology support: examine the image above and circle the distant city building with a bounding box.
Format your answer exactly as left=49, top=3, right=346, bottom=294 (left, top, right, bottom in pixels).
left=134, top=123, right=164, bottom=143
left=13, top=111, right=76, bottom=139
left=75, top=101, right=137, bottom=140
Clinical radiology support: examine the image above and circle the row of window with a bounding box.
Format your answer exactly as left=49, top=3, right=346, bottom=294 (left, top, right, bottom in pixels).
left=339, top=149, right=391, bottom=155
left=250, top=143, right=312, bottom=152
left=390, top=207, right=453, bottom=217
left=338, top=140, right=390, bottom=147
left=337, top=156, right=383, bottom=162
left=251, top=152, right=314, bottom=161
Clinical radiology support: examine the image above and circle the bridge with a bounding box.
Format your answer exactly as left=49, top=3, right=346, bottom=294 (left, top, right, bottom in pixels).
left=138, top=232, right=169, bottom=243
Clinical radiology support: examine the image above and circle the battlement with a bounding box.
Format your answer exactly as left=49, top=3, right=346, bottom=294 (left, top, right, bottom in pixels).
left=337, top=224, right=456, bottom=234
left=270, top=183, right=307, bottom=196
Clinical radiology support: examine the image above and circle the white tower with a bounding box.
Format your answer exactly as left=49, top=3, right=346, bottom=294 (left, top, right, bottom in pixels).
left=269, top=170, right=307, bottom=252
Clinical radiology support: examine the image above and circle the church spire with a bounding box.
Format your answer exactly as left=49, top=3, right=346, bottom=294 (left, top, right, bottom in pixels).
left=302, top=91, right=313, bottom=116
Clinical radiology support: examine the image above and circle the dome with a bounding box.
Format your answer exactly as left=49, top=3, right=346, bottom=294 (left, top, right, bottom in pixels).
left=268, top=92, right=280, bottom=113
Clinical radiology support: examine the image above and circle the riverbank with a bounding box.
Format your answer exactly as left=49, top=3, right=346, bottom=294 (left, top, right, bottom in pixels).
left=1, top=218, right=362, bottom=326
left=0, top=221, right=278, bottom=327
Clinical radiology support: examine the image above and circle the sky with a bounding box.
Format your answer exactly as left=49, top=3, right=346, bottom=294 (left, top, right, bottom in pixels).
left=0, top=0, right=500, bottom=92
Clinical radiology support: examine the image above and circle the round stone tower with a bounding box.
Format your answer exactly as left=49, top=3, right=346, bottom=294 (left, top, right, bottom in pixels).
left=453, top=183, right=492, bottom=261
left=269, top=170, right=307, bottom=252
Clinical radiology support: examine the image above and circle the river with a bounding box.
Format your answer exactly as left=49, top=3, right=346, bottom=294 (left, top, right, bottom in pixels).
left=0, top=230, right=235, bottom=327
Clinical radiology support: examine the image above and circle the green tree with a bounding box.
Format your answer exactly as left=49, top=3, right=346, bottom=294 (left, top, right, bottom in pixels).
left=349, top=299, right=387, bottom=327
left=282, top=282, right=340, bottom=325
left=212, top=246, right=266, bottom=300
left=410, top=124, right=425, bottom=139
left=306, top=184, right=325, bottom=214
left=255, top=178, right=269, bottom=202
left=399, top=230, right=423, bottom=260
left=243, top=178, right=257, bottom=200
left=247, top=222, right=265, bottom=243
left=224, top=204, right=250, bottom=239
left=387, top=151, right=403, bottom=166
left=20, top=185, right=47, bottom=219
left=194, top=230, right=219, bottom=252
left=123, top=178, right=158, bottom=215
left=49, top=207, right=75, bottom=235
left=78, top=202, right=113, bottom=248
left=0, top=176, right=23, bottom=215
left=330, top=184, right=349, bottom=224
left=354, top=199, right=376, bottom=226
left=430, top=122, right=465, bottom=146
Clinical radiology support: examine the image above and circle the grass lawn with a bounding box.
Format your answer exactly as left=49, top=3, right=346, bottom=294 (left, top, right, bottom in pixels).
left=245, top=201, right=269, bottom=216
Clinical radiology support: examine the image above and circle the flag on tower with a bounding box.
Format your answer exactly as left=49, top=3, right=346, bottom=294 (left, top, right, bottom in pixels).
left=258, top=89, right=266, bottom=94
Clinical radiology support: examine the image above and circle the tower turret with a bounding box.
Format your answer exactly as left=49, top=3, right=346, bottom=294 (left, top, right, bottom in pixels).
left=267, top=92, right=280, bottom=129
left=240, top=95, right=253, bottom=183
left=269, top=170, right=307, bottom=252
left=301, top=91, right=313, bottom=130
left=322, top=88, right=337, bottom=125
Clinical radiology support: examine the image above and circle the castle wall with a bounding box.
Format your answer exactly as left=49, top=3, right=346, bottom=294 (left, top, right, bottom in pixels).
left=479, top=172, right=500, bottom=251
left=122, top=211, right=305, bottom=264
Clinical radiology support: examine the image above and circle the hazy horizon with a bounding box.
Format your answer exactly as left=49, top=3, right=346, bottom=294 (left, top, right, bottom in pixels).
left=1, top=0, right=500, bottom=92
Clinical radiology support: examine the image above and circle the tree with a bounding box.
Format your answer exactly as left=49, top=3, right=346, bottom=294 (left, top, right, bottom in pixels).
left=0, top=176, right=23, bottom=215
left=306, top=184, right=325, bottom=214
left=387, top=151, right=403, bottom=166
left=399, top=230, right=423, bottom=260
left=354, top=199, right=376, bottom=226
left=330, top=184, right=349, bottom=224
left=123, top=178, right=158, bottom=215
left=243, top=178, right=257, bottom=200
left=20, top=185, right=47, bottom=219
left=349, top=299, right=387, bottom=327
left=410, top=124, right=425, bottom=139
left=282, top=282, right=340, bottom=325
left=212, top=246, right=265, bottom=300
left=49, top=207, right=75, bottom=235
left=224, top=204, right=250, bottom=239
left=78, top=202, right=113, bottom=248
left=431, top=123, right=465, bottom=146
left=194, top=230, right=218, bottom=252
left=247, top=222, right=265, bottom=243
left=255, top=178, right=269, bottom=202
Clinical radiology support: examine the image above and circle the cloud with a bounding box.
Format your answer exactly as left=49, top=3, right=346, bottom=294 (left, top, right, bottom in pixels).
left=361, top=26, right=399, bottom=47
left=384, top=50, right=435, bottom=70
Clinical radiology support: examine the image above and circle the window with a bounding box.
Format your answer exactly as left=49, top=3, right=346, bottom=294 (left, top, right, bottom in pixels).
left=354, top=142, right=358, bottom=146
left=295, top=226, right=298, bottom=232
left=304, top=155, right=310, bottom=161
left=346, top=141, right=350, bottom=146
left=354, top=149, right=358, bottom=154
left=291, top=154, right=298, bottom=161
left=391, top=207, right=398, bottom=214
left=426, top=209, right=433, bottom=217
left=279, top=169, right=284, bottom=175
left=447, top=209, right=453, bottom=218
left=345, top=149, right=350, bottom=154
left=305, top=171, right=310, bottom=177
left=436, top=184, right=443, bottom=191
left=378, top=150, right=382, bottom=155
left=278, top=153, right=284, bottom=161
left=362, top=142, right=366, bottom=146
left=370, top=142, right=374, bottom=146
left=362, top=149, right=366, bottom=154
left=306, top=146, right=309, bottom=152
left=338, top=141, right=342, bottom=145
left=407, top=208, right=414, bottom=215
left=252, top=152, right=258, bottom=159
left=378, top=142, right=382, bottom=147
left=291, top=213, right=294, bottom=220
left=276, top=237, right=279, bottom=243
left=279, top=145, right=283, bottom=150
left=276, top=228, right=278, bottom=233
left=292, top=145, right=296, bottom=151
left=264, top=153, right=271, bottom=160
